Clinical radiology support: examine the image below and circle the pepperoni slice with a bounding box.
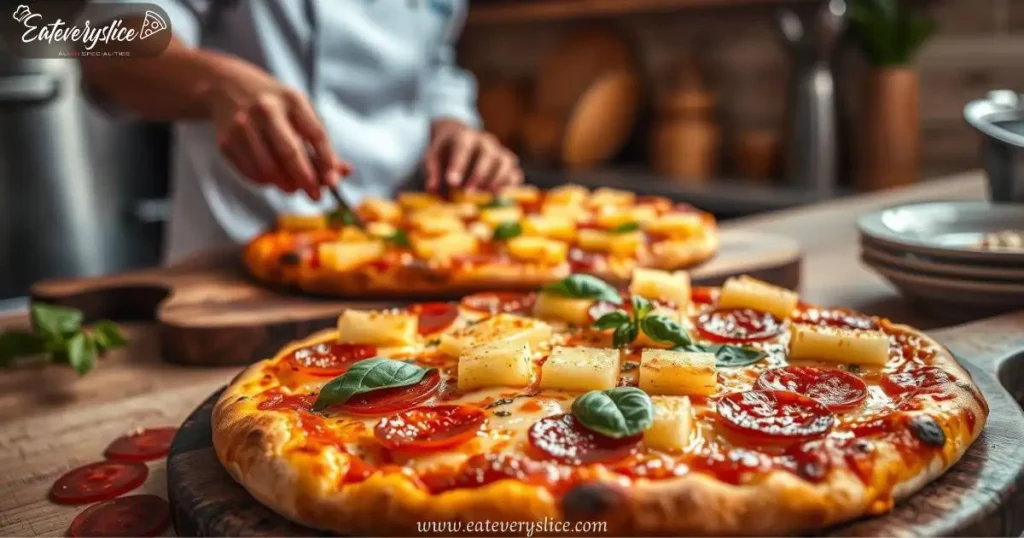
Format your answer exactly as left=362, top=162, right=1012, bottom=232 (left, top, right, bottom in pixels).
left=528, top=413, right=642, bottom=464
left=374, top=405, right=485, bottom=451
left=284, top=342, right=377, bottom=377
left=756, top=367, right=868, bottom=411
left=695, top=308, right=783, bottom=343
left=881, top=366, right=955, bottom=397
left=104, top=427, right=178, bottom=462
left=50, top=461, right=149, bottom=505
left=460, top=292, right=535, bottom=315
left=68, top=494, right=169, bottom=537
left=568, top=248, right=603, bottom=272
left=691, top=286, right=719, bottom=305
left=410, top=302, right=459, bottom=335
left=716, top=390, right=834, bottom=445
left=337, top=370, right=442, bottom=416
left=793, top=307, right=879, bottom=331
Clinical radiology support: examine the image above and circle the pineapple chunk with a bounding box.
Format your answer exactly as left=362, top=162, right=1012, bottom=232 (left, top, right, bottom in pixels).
left=500, top=185, right=541, bottom=205
left=540, top=202, right=590, bottom=221
left=278, top=214, right=327, bottom=231
left=467, top=221, right=493, bottom=241
left=789, top=325, right=890, bottom=366
left=318, top=241, right=385, bottom=271
left=337, top=309, right=417, bottom=346
left=451, top=190, right=493, bottom=205
left=457, top=341, right=533, bottom=391
left=639, top=349, right=716, bottom=396
left=547, top=184, right=589, bottom=206
left=359, top=198, right=401, bottom=223
left=644, top=396, right=693, bottom=452
left=644, top=213, right=705, bottom=239
left=507, top=236, right=569, bottom=265
left=337, top=226, right=368, bottom=242
left=407, top=212, right=465, bottom=236
left=595, top=206, right=658, bottom=229
left=365, top=221, right=398, bottom=239
left=411, top=233, right=478, bottom=261
left=397, top=191, right=443, bottom=210
left=630, top=268, right=691, bottom=308
left=439, top=314, right=552, bottom=358
left=577, top=229, right=612, bottom=252
left=532, top=292, right=593, bottom=326
left=540, top=346, right=620, bottom=392
left=479, top=206, right=524, bottom=228
left=589, top=187, right=636, bottom=208
left=718, top=275, right=799, bottom=320
left=609, top=231, right=645, bottom=257
left=522, top=214, right=577, bottom=242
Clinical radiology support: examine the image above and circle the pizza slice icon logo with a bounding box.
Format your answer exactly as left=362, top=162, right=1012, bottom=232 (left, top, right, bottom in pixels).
left=138, top=10, right=167, bottom=40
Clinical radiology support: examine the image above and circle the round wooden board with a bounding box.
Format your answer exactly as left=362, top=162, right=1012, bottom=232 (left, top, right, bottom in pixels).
left=166, top=315, right=1024, bottom=537
left=30, top=230, right=800, bottom=367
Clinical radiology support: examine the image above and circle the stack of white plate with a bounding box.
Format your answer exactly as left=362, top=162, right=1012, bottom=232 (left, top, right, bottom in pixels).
left=857, top=201, right=1024, bottom=311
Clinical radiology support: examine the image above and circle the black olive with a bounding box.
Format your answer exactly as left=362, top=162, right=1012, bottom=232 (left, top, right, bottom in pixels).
left=562, top=482, right=622, bottom=521
left=279, top=252, right=301, bottom=265
left=909, top=415, right=946, bottom=448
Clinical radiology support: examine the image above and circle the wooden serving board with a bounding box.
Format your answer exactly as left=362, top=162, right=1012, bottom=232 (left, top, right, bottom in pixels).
left=30, top=230, right=800, bottom=367
left=165, top=312, right=1024, bottom=536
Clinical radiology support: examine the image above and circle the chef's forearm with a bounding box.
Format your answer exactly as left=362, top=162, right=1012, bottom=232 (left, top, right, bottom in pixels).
left=79, top=35, right=234, bottom=121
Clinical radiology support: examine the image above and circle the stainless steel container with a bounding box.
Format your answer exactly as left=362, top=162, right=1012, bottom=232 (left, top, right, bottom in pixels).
left=964, top=90, right=1024, bottom=203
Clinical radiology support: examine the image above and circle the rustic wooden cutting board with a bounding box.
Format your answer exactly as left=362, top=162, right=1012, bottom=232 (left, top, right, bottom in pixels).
left=164, top=312, right=1024, bottom=536
left=30, top=230, right=800, bottom=367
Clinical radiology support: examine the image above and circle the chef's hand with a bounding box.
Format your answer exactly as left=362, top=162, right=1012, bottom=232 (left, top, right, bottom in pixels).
left=424, top=119, right=523, bottom=193
left=202, top=57, right=350, bottom=200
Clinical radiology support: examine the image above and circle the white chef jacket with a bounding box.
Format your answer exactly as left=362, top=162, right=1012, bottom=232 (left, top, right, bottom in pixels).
left=103, top=0, right=479, bottom=263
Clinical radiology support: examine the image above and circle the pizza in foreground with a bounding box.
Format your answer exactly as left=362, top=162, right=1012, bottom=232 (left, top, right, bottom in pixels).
left=243, top=185, right=717, bottom=297
left=213, top=272, right=988, bottom=536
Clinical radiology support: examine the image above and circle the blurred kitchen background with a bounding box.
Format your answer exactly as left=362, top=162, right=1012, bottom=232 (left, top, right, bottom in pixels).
left=1, top=0, right=1021, bottom=301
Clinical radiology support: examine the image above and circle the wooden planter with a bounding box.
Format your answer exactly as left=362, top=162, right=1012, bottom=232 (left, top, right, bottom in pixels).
left=857, top=68, right=921, bottom=191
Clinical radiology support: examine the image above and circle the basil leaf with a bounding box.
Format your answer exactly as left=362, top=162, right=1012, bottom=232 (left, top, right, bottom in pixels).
left=32, top=303, right=83, bottom=340
left=492, top=221, right=523, bottom=241
left=612, top=323, right=638, bottom=348
left=328, top=208, right=358, bottom=228
left=707, top=344, right=766, bottom=368
left=610, top=222, right=640, bottom=234
left=541, top=274, right=622, bottom=305
left=0, top=332, right=45, bottom=366
left=631, top=296, right=652, bottom=322
left=91, top=320, right=127, bottom=352
left=481, top=198, right=515, bottom=209
left=385, top=229, right=410, bottom=248
left=638, top=314, right=691, bottom=347
left=67, top=333, right=97, bottom=375
left=313, top=358, right=433, bottom=411
left=572, top=387, right=654, bottom=438
left=592, top=310, right=630, bottom=330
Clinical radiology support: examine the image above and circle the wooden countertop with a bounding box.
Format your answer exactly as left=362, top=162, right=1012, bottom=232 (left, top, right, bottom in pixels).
left=0, top=171, right=1005, bottom=536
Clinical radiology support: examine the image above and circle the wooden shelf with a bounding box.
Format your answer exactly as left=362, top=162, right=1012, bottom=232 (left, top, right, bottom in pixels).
left=467, top=0, right=799, bottom=25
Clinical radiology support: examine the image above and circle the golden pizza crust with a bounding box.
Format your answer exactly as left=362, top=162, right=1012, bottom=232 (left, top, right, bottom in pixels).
left=213, top=323, right=987, bottom=536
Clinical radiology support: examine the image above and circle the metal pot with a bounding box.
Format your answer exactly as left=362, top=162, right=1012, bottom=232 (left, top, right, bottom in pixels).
left=964, top=90, right=1024, bottom=203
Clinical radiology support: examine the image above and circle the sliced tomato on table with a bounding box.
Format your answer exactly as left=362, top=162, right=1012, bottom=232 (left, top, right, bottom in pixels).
left=410, top=302, right=459, bottom=335
left=695, top=307, right=783, bottom=343
left=880, top=366, right=955, bottom=398
left=716, top=390, right=835, bottom=445
left=374, top=405, right=485, bottom=451
left=283, top=342, right=377, bottom=377
left=337, top=370, right=442, bottom=416
left=104, top=427, right=178, bottom=462
left=756, top=367, right=868, bottom=411
left=528, top=413, right=642, bottom=465
left=68, top=494, right=170, bottom=537
left=460, top=292, right=535, bottom=315
left=50, top=461, right=149, bottom=505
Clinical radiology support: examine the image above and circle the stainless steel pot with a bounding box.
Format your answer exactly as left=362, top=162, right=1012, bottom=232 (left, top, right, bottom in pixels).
left=964, top=90, right=1024, bottom=203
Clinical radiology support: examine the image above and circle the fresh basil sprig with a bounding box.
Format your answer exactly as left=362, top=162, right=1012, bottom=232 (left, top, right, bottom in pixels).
left=313, top=357, right=434, bottom=411
left=328, top=208, right=359, bottom=228
left=610, top=222, right=640, bottom=234
left=541, top=274, right=622, bottom=305
left=385, top=229, right=410, bottom=248
left=492, top=221, right=523, bottom=241
left=572, top=387, right=654, bottom=438
left=699, top=344, right=766, bottom=368
left=0, top=303, right=127, bottom=374
left=481, top=198, right=515, bottom=209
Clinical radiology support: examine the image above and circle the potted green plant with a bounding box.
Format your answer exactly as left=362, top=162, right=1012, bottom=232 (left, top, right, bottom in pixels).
left=847, top=0, right=937, bottom=191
